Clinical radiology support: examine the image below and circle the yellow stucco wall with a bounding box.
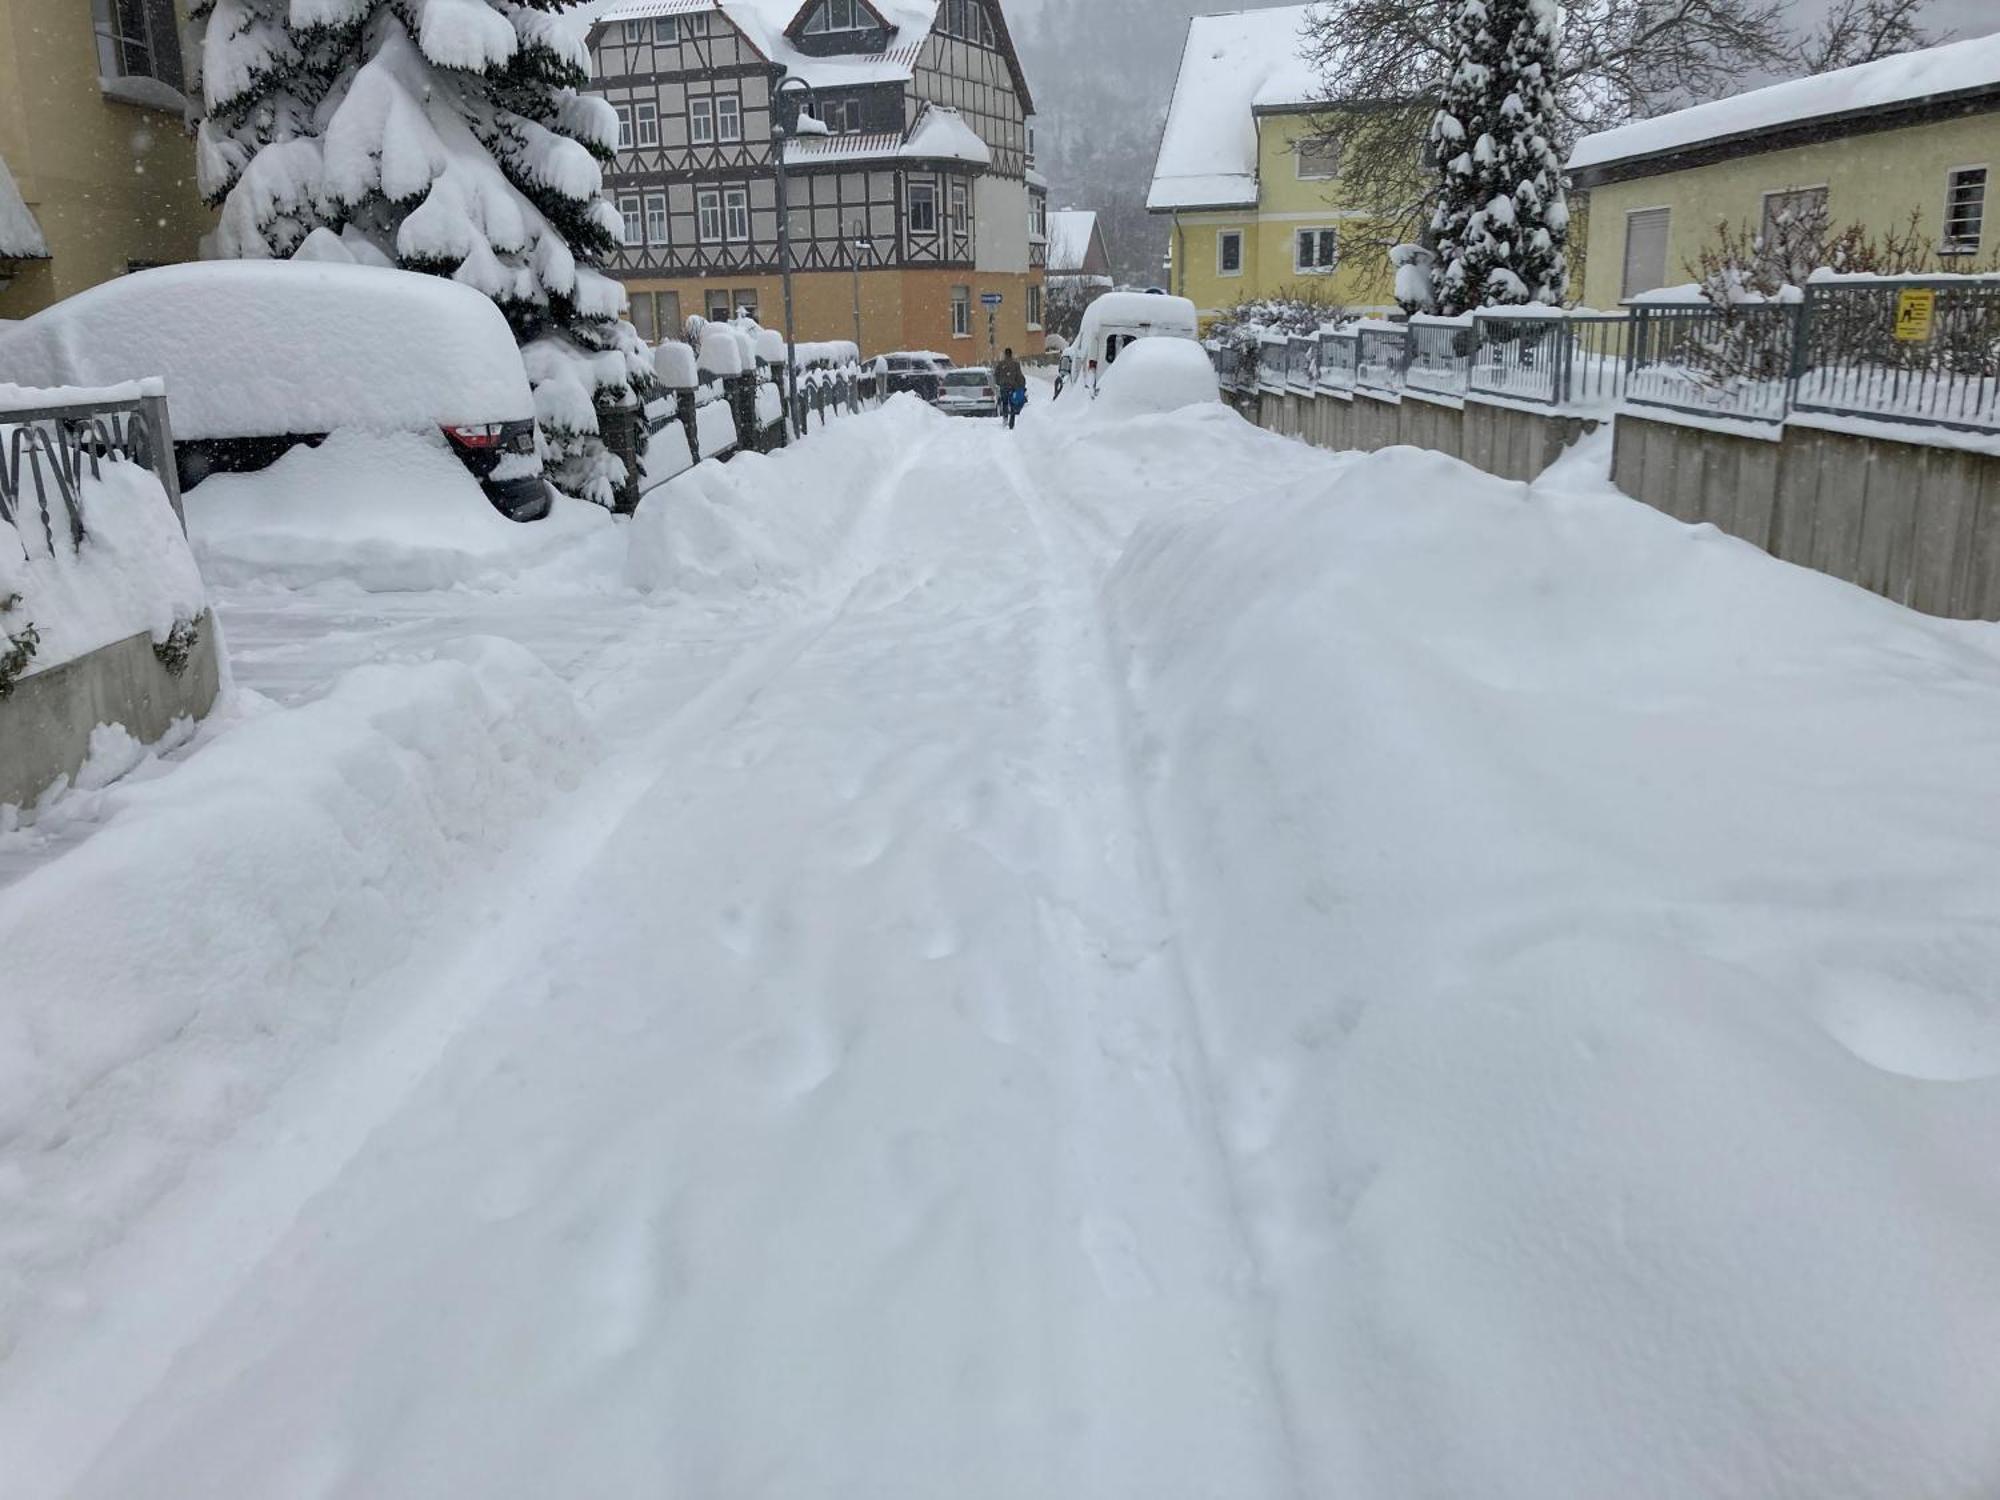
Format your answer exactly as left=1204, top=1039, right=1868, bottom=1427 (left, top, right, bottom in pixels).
left=0, top=0, right=210, bottom=319
left=1165, top=109, right=1398, bottom=322
left=1578, top=110, right=1999, bottom=309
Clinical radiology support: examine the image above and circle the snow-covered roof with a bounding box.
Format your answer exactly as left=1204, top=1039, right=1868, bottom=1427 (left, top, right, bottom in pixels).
left=0, top=152, right=49, bottom=261
left=1046, top=210, right=1099, bottom=274
left=783, top=105, right=991, bottom=168
left=1570, top=31, right=2000, bottom=177
left=1149, top=5, right=1322, bottom=213
left=593, top=0, right=1031, bottom=106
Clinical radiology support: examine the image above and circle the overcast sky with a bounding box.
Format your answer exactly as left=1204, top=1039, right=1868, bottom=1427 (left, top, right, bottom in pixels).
left=1008, top=0, right=1999, bottom=42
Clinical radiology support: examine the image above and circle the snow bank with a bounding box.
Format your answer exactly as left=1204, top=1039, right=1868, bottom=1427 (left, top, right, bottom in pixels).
left=625, top=397, right=937, bottom=598
left=0, top=636, right=593, bottom=1354
left=185, top=430, right=620, bottom=593
left=1100, top=423, right=2000, bottom=1498
left=0, top=262, right=533, bottom=440
left=0, top=450, right=206, bottom=678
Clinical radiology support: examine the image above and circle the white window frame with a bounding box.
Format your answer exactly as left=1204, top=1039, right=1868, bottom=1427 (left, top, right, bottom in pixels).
left=1943, top=164, right=1987, bottom=255
left=1296, top=136, right=1341, bottom=181
left=1294, top=226, right=1338, bottom=275
left=706, top=289, right=733, bottom=322
left=697, top=187, right=724, bottom=243
left=621, top=18, right=643, bottom=43
left=724, top=186, right=751, bottom=242
left=716, top=95, right=743, bottom=143
left=644, top=190, right=668, bottom=246
left=1216, top=229, right=1244, bottom=277
left=1026, top=283, right=1043, bottom=331
left=949, top=180, right=969, bottom=235
left=690, top=97, right=715, bottom=145
left=1620, top=204, right=1672, bottom=299
left=94, top=0, right=181, bottom=89
left=951, top=285, right=971, bottom=338
left=634, top=100, right=659, bottom=148
left=909, top=180, right=938, bottom=234
left=613, top=102, right=633, bottom=150
left=617, top=192, right=643, bottom=246
left=652, top=16, right=677, bottom=44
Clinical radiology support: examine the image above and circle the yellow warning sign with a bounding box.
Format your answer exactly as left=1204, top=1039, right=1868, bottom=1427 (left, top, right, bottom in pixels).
left=1895, top=287, right=1936, bottom=343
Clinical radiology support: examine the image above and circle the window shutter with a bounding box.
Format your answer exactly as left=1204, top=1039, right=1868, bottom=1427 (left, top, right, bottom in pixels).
left=1621, top=208, right=1670, bottom=298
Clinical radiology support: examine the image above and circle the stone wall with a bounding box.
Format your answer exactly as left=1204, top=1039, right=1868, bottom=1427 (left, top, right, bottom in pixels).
left=1241, top=384, right=1596, bottom=484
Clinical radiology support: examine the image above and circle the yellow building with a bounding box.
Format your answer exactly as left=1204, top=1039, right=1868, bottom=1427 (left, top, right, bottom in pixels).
left=1148, top=5, right=1397, bottom=324
left=1570, top=33, right=2000, bottom=309
left=0, top=0, right=209, bottom=319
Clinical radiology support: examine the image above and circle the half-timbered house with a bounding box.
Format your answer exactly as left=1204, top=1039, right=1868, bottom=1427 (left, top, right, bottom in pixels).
left=590, top=0, right=1047, bottom=359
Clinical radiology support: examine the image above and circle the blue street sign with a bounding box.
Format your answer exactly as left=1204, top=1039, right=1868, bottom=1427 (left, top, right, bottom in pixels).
left=980, top=292, right=1004, bottom=308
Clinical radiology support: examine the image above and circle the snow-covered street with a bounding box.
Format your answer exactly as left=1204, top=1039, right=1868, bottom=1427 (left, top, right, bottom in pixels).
left=8, top=395, right=2000, bottom=1498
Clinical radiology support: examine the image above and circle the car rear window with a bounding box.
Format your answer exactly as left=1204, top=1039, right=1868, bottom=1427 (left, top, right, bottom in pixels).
left=944, top=371, right=990, bottom=387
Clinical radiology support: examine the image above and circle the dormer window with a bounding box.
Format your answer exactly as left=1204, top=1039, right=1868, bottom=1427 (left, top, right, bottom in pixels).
left=804, top=0, right=863, bottom=33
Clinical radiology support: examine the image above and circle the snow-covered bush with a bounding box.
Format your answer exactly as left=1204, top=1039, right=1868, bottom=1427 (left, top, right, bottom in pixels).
left=1688, top=205, right=1994, bottom=306
left=1203, top=292, right=1349, bottom=371
left=1427, top=0, right=1570, bottom=315
left=192, top=0, right=654, bottom=507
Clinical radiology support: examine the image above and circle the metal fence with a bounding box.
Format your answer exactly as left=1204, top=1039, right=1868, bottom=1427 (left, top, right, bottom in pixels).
left=1319, top=329, right=1359, bottom=394
left=1792, top=278, right=2000, bottom=434
left=1, top=390, right=182, bottom=557
left=1406, top=318, right=1474, bottom=400
left=1356, top=326, right=1409, bottom=398
left=1203, top=278, right=2000, bottom=436
left=1468, top=313, right=1630, bottom=410
left=1624, top=302, right=1800, bottom=424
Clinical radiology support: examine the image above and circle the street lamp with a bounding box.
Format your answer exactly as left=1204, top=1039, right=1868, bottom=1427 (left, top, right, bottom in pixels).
left=846, top=219, right=867, bottom=355
left=771, top=72, right=816, bottom=433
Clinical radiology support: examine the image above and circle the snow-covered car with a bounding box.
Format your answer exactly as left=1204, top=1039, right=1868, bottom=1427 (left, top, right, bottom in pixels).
left=936, top=367, right=1000, bottom=418
left=0, top=262, right=552, bottom=522
left=1057, top=291, right=1202, bottom=401
left=871, top=351, right=953, bottom=403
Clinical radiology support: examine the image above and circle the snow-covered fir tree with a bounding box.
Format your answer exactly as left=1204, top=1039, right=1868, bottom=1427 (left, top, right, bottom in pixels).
left=191, top=0, right=652, bottom=505
left=1427, top=0, right=1570, bottom=316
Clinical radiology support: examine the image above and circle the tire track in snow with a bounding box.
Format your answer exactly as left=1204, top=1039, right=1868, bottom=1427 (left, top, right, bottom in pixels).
left=988, top=430, right=1311, bottom=1499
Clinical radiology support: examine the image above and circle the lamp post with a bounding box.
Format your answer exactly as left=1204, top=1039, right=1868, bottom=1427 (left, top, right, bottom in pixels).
left=771, top=72, right=816, bottom=432
left=847, top=220, right=866, bottom=356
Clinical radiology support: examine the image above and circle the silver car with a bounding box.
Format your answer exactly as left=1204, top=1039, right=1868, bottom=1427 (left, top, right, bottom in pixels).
left=936, top=367, right=1000, bottom=418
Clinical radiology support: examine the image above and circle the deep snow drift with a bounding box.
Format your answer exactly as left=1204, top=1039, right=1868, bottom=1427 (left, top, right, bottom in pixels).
left=4, top=394, right=2000, bottom=1499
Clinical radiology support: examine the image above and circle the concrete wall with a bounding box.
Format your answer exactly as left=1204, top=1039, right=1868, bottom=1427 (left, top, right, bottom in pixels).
left=1243, top=383, right=1598, bottom=484
left=1614, top=413, right=2000, bottom=620
left=1, top=610, right=223, bottom=808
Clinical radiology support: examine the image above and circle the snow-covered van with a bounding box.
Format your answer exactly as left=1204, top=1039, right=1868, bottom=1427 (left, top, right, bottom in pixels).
left=1057, top=291, right=1201, bottom=399
left=0, top=262, right=553, bottom=521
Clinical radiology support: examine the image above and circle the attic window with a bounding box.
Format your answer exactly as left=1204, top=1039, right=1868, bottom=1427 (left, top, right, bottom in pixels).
left=1297, top=137, right=1341, bottom=181
left=804, top=0, right=865, bottom=33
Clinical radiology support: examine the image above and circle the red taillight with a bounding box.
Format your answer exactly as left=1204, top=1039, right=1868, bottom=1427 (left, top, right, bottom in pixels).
left=443, top=423, right=504, bottom=448
left=981, top=387, right=995, bottom=398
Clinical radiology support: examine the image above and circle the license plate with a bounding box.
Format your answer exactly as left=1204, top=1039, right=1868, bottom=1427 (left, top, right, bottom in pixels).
left=513, top=432, right=534, bottom=454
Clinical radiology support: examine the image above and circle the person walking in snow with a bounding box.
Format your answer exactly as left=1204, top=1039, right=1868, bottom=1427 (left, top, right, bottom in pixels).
left=994, top=348, right=1027, bottom=430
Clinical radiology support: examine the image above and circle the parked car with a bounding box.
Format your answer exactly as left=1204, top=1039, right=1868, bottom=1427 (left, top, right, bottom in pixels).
left=871, top=351, right=954, bottom=403
left=936, top=367, right=1000, bottom=418
left=1056, top=291, right=1202, bottom=402
left=0, top=261, right=553, bottom=521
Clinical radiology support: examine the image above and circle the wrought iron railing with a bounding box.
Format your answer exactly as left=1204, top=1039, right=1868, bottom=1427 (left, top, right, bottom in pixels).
left=1, top=390, right=182, bottom=559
